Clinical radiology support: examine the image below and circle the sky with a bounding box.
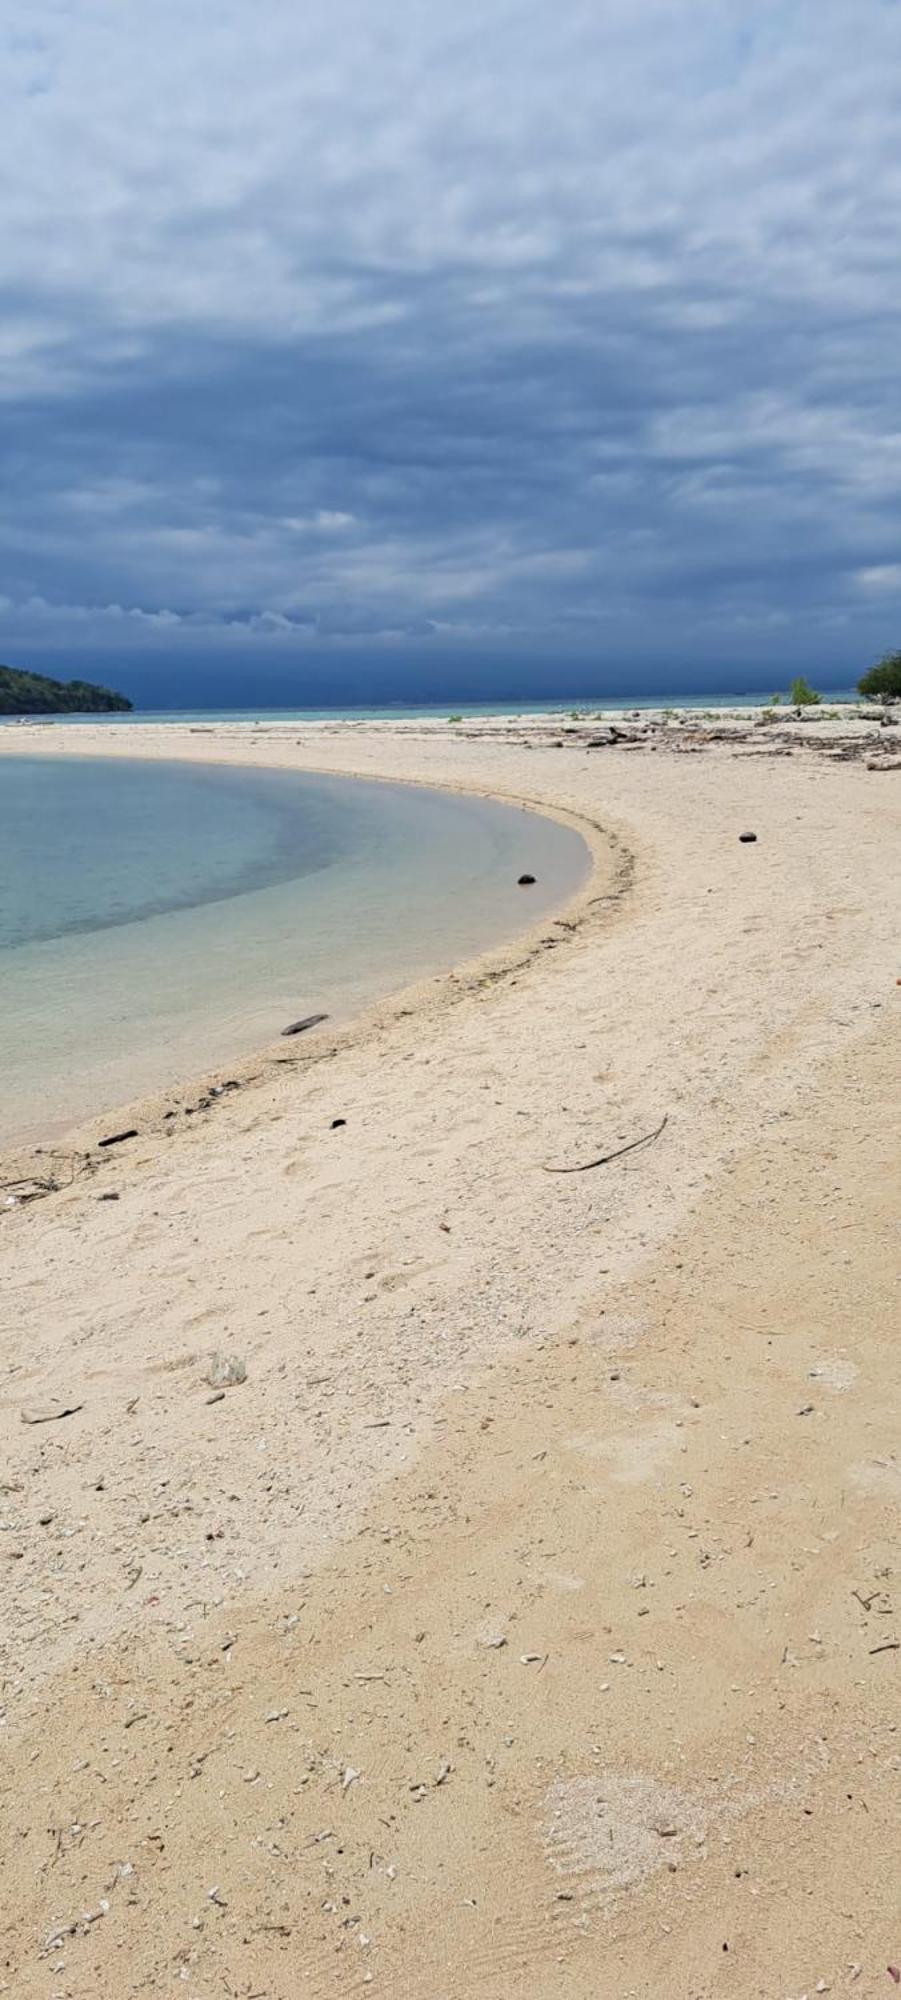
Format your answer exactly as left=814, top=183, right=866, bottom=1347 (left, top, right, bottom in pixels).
left=3, top=0, right=901, bottom=706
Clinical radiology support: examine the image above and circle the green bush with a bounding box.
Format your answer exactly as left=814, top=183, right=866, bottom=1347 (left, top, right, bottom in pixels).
left=790, top=676, right=821, bottom=706
left=858, top=652, right=901, bottom=700
left=448, top=713, right=463, bottom=723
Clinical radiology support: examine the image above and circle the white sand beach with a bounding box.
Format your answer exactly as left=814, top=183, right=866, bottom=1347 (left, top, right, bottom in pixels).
left=0, top=711, right=898, bottom=1998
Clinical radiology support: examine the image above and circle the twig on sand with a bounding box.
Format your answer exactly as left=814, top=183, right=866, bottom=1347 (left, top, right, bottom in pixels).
left=1, top=1158, right=89, bottom=1205
left=1, top=1175, right=58, bottom=1194
left=542, top=1113, right=669, bottom=1175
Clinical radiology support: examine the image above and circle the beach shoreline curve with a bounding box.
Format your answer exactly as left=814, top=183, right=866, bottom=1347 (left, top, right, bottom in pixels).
left=0, top=722, right=632, bottom=1175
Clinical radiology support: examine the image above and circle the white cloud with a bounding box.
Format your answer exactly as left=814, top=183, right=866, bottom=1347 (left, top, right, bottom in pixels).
left=856, top=564, right=901, bottom=593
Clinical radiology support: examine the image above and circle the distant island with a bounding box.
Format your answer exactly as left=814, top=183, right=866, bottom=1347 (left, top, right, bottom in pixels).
left=0, top=665, right=133, bottom=715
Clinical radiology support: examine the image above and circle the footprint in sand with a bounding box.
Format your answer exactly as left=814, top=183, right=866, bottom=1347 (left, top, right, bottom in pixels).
left=807, top=1355, right=858, bottom=1392
left=565, top=1422, right=681, bottom=1484
left=544, top=1770, right=708, bottom=1895
left=848, top=1456, right=901, bottom=1499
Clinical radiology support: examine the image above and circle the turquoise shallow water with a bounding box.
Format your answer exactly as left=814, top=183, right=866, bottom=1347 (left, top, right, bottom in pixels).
left=0, top=756, right=589, bottom=1143
left=0, top=757, right=356, bottom=950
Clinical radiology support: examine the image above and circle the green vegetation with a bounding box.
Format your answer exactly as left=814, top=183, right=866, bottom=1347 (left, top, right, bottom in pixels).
left=789, top=676, right=821, bottom=706
left=0, top=665, right=132, bottom=715
left=760, top=706, right=776, bottom=723
left=770, top=693, right=782, bottom=704
left=858, top=651, right=901, bottom=701
left=447, top=713, right=463, bottom=723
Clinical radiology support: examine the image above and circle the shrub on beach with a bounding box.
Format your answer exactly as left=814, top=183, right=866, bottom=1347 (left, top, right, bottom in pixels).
left=858, top=652, right=901, bottom=700
left=789, top=676, right=822, bottom=706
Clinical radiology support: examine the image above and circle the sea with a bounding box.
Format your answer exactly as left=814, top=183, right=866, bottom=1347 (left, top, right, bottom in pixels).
left=0, top=688, right=858, bottom=728
left=0, top=754, right=589, bottom=1146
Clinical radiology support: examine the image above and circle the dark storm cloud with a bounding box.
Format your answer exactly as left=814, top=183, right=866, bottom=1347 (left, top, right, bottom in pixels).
left=3, top=0, right=901, bottom=694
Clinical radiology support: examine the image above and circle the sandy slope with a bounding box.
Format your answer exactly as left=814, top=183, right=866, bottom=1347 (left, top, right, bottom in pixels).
left=0, top=718, right=898, bottom=1998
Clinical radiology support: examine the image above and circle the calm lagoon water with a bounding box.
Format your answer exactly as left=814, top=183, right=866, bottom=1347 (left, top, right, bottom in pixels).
left=0, top=756, right=589, bottom=1143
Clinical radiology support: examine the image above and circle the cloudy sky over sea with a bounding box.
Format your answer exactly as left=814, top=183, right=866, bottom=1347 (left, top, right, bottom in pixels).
left=4, top=1, right=901, bottom=701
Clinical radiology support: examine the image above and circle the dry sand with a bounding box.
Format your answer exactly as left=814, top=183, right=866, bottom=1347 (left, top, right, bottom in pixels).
left=0, top=714, right=898, bottom=1998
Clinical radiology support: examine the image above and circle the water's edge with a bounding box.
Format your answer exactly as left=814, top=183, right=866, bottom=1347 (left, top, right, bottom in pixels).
left=0, top=746, right=618, bottom=1166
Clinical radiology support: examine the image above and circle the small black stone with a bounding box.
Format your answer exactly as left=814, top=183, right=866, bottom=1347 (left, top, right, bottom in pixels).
left=517, top=873, right=537, bottom=885
left=738, top=832, right=757, bottom=843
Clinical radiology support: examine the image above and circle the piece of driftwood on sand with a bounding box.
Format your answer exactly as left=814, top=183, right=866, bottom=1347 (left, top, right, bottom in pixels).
left=542, top=1112, right=668, bottom=1174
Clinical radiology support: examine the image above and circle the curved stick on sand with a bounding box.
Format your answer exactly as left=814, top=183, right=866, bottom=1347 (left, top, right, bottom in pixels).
left=542, top=1111, right=668, bottom=1174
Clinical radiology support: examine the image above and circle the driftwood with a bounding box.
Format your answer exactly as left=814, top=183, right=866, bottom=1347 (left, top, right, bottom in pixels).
left=21, top=1399, right=84, bottom=1425
left=1, top=1175, right=58, bottom=1194
left=281, top=1012, right=329, bottom=1038
left=543, top=1112, right=668, bottom=1175
left=1, top=1159, right=89, bottom=1204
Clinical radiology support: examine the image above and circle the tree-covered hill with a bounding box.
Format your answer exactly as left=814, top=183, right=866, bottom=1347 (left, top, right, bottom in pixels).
left=0, top=665, right=133, bottom=714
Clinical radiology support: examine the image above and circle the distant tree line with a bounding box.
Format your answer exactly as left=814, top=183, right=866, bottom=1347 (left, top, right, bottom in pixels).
left=0, top=665, right=132, bottom=714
